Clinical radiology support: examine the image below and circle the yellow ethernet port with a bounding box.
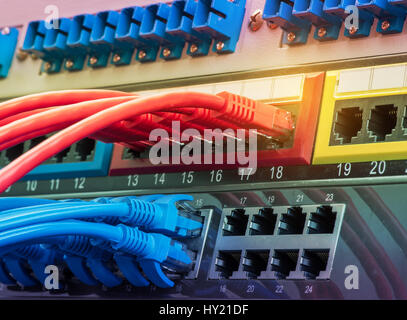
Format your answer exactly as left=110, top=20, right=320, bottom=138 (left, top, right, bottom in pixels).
left=313, top=63, right=407, bottom=164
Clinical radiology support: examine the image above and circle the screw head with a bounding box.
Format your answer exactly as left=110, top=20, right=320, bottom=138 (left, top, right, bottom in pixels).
left=89, top=56, right=98, bottom=65
left=317, top=27, right=327, bottom=38
left=216, top=41, right=225, bottom=51
left=248, top=9, right=264, bottom=31
left=112, top=54, right=121, bottom=63
left=381, top=20, right=390, bottom=31
left=162, top=48, right=171, bottom=58
left=349, top=26, right=358, bottom=35
left=16, top=49, right=28, bottom=61
left=43, top=62, right=52, bottom=72
left=138, top=50, right=146, bottom=60
left=267, top=21, right=278, bottom=30
left=287, top=32, right=296, bottom=42
left=65, top=60, right=74, bottom=69
left=1, top=27, right=10, bottom=35
left=189, top=44, right=198, bottom=54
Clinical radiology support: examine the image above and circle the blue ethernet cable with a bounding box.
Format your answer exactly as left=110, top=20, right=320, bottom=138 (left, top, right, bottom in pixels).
left=0, top=198, right=58, bottom=211
left=0, top=221, right=192, bottom=287
left=0, top=203, right=131, bottom=232
left=0, top=195, right=202, bottom=237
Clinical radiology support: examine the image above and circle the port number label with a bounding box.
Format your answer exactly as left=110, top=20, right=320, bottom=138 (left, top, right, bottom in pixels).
left=267, top=195, right=275, bottom=204
left=240, top=196, right=247, bottom=205
left=270, top=166, right=284, bottom=180
left=325, top=193, right=334, bottom=202
left=50, top=179, right=60, bottom=191
left=154, top=173, right=166, bottom=185
left=5, top=186, right=11, bottom=193
left=275, top=285, right=284, bottom=294
left=337, top=163, right=352, bottom=177
left=219, top=285, right=227, bottom=293
left=246, top=284, right=255, bottom=293
left=305, top=285, right=313, bottom=294
left=239, top=167, right=254, bottom=181
left=26, top=180, right=38, bottom=192
left=369, top=160, right=386, bottom=175
left=210, top=170, right=223, bottom=183
left=181, top=171, right=194, bottom=184
left=296, top=194, right=304, bottom=203
left=74, top=177, right=86, bottom=190
left=127, top=174, right=139, bottom=187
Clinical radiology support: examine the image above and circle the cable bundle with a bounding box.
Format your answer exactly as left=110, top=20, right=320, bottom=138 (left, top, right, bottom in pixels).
left=0, top=194, right=201, bottom=288
left=0, top=89, right=294, bottom=192
left=0, top=88, right=295, bottom=289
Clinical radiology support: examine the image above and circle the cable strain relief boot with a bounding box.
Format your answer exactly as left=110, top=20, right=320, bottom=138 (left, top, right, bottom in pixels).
left=112, top=224, right=155, bottom=257
left=14, top=244, right=45, bottom=261
left=117, top=197, right=162, bottom=227
left=59, top=235, right=94, bottom=257
left=216, top=91, right=295, bottom=137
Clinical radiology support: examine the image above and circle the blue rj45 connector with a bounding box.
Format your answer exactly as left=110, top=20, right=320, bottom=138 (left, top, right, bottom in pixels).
left=0, top=194, right=200, bottom=288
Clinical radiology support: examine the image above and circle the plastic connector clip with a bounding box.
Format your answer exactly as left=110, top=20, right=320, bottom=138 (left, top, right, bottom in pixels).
left=356, top=0, right=406, bottom=34
left=0, top=27, right=18, bottom=78
left=139, top=4, right=185, bottom=60
left=66, top=14, right=96, bottom=71
left=292, top=0, right=342, bottom=41
left=263, top=0, right=311, bottom=44
left=192, top=0, right=246, bottom=53
left=166, top=0, right=212, bottom=56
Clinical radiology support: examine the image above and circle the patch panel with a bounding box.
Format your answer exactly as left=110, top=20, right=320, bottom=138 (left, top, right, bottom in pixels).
left=313, top=62, right=407, bottom=164
left=19, top=0, right=247, bottom=74
left=0, top=27, right=18, bottom=78
left=109, top=72, right=324, bottom=175
left=0, top=137, right=113, bottom=180
left=209, top=204, right=345, bottom=280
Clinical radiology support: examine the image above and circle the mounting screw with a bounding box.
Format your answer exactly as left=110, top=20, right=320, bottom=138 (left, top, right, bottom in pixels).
left=65, top=60, right=74, bottom=69
left=89, top=56, right=98, bottom=66
left=248, top=9, right=264, bottom=31
left=112, top=54, right=121, bottom=63
left=286, top=32, right=296, bottom=42
left=348, top=26, right=358, bottom=35
left=138, top=50, right=146, bottom=60
left=162, top=48, right=171, bottom=58
left=1, top=27, right=10, bottom=35
left=189, top=44, right=198, bottom=54
left=381, top=20, right=390, bottom=31
left=216, top=41, right=225, bottom=51
left=16, top=48, right=29, bottom=61
left=267, top=21, right=278, bottom=30
left=317, top=27, right=327, bottom=38
left=43, top=62, right=52, bottom=72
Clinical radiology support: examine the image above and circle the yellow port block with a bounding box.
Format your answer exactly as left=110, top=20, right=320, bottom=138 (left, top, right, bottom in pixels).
left=313, top=63, right=407, bottom=164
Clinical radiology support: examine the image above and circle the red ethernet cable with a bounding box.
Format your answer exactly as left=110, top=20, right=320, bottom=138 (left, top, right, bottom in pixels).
left=0, top=90, right=137, bottom=121
left=0, top=96, right=137, bottom=151
left=0, top=91, right=294, bottom=192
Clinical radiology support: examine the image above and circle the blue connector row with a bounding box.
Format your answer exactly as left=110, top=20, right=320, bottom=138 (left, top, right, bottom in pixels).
left=0, top=194, right=201, bottom=288
left=22, top=0, right=246, bottom=73
left=263, top=0, right=407, bottom=44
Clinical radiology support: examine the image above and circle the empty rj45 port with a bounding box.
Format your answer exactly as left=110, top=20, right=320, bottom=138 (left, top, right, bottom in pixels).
left=249, top=208, right=277, bottom=235
left=333, top=107, right=363, bottom=144
left=271, top=250, right=299, bottom=279
left=222, top=209, right=248, bottom=236
left=278, top=207, right=306, bottom=235
left=5, top=143, right=24, bottom=162
left=300, top=249, right=329, bottom=279
left=214, top=251, right=241, bottom=279
left=242, top=250, right=269, bottom=279
left=367, top=104, right=397, bottom=141
left=307, top=206, right=337, bottom=234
